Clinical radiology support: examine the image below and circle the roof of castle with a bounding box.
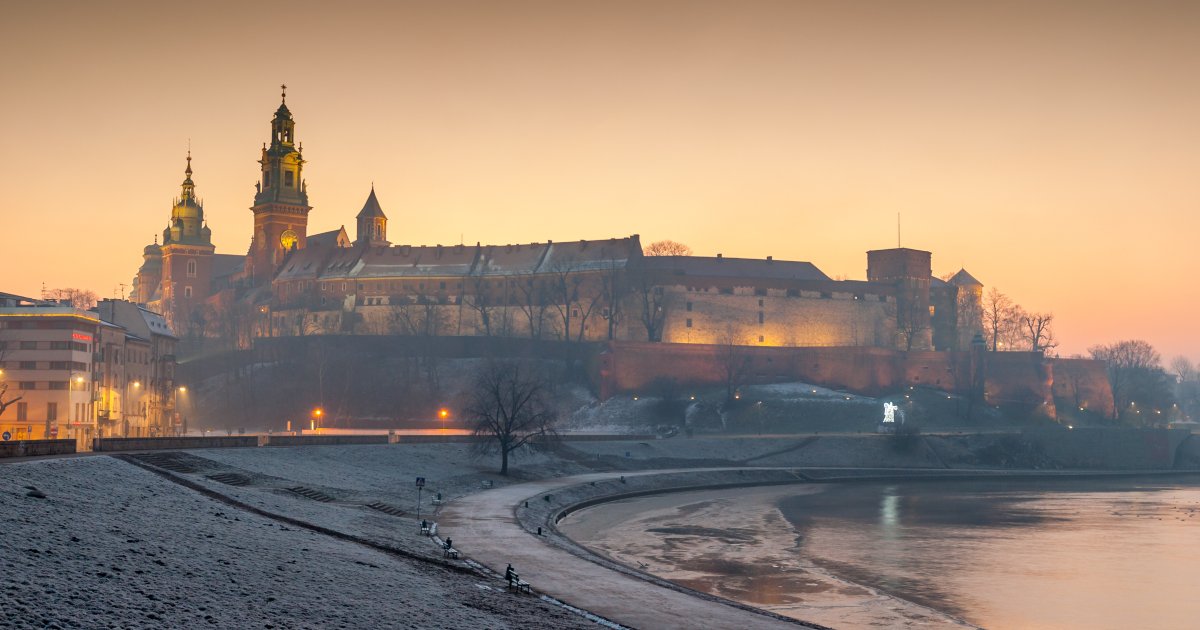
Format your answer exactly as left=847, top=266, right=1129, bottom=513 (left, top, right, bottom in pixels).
left=948, top=268, right=982, bottom=286
left=640, top=255, right=831, bottom=282
left=211, top=254, right=244, bottom=280
left=356, top=188, right=387, bottom=219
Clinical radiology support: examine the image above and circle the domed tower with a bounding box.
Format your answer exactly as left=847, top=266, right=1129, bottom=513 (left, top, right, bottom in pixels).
left=133, top=237, right=164, bottom=305
left=160, top=150, right=215, bottom=333
left=248, top=84, right=312, bottom=283
left=355, top=186, right=389, bottom=247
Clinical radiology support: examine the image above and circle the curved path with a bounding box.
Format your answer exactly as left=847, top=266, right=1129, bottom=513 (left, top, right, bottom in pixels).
left=438, top=471, right=803, bottom=630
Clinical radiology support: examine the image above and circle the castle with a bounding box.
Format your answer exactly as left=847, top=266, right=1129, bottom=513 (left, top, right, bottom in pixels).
left=131, top=89, right=986, bottom=354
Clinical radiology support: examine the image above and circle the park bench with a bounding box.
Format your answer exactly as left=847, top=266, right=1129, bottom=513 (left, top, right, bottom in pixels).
left=507, top=574, right=531, bottom=594
left=443, top=547, right=460, bottom=559
left=480, top=480, right=494, bottom=489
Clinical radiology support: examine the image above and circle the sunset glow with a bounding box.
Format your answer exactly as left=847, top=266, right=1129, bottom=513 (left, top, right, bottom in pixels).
left=1, top=1, right=1197, bottom=357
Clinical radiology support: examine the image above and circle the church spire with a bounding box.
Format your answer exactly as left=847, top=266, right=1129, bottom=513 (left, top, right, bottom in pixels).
left=180, top=147, right=195, bottom=201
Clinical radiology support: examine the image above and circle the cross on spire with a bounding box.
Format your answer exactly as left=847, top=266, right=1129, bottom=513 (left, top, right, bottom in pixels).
left=281, top=83, right=287, bottom=104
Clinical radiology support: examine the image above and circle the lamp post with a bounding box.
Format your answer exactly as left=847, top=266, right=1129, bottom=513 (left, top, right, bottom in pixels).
left=312, top=406, right=324, bottom=431
left=174, top=386, right=187, bottom=436
left=438, top=408, right=449, bottom=431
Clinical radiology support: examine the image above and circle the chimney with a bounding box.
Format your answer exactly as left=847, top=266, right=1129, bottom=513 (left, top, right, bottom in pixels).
left=767, top=256, right=773, bottom=263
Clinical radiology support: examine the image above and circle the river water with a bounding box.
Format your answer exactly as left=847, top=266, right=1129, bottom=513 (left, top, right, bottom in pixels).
left=558, top=477, right=1200, bottom=629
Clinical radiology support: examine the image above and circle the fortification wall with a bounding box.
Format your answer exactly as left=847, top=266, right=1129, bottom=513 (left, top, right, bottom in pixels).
left=1050, top=358, right=1115, bottom=419
left=1022, top=427, right=1190, bottom=469
left=92, top=436, right=258, bottom=452
left=657, top=287, right=893, bottom=347
left=0, top=439, right=76, bottom=458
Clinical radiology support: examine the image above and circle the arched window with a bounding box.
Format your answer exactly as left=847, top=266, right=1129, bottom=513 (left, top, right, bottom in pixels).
left=183, top=286, right=193, bottom=298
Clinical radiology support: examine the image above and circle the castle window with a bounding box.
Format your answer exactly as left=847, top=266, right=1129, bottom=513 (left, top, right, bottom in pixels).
left=929, top=305, right=936, bottom=316
left=758, top=299, right=764, bottom=307
left=439, top=282, right=446, bottom=290
left=183, top=286, right=192, bottom=298
left=686, top=302, right=692, bottom=312
left=686, top=318, right=693, bottom=328
left=786, top=288, right=799, bottom=297
left=187, top=260, right=197, bottom=278
left=758, top=335, right=765, bottom=343
left=285, top=171, right=294, bottom=187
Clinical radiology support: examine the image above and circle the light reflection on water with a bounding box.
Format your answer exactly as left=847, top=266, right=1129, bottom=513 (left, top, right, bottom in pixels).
left=560, top=477, right=1200, bottom=629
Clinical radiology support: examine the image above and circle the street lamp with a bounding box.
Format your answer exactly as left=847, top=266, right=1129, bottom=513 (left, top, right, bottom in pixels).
left=438, top=408, right=449, bottom=431
left=312, top=407, right=324, bottom=431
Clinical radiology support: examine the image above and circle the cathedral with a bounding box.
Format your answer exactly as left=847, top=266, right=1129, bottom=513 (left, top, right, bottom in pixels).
left=131, top=89, right=984, bottom=352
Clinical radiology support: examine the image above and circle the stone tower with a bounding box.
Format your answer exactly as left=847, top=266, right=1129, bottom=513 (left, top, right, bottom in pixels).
left=867, top=247, right=932, bottom=351
left=354, top=186, right=389, bottom=247
left=160, top=150, right=215, bottom=333
left=248, top=85, right=311, bottom=283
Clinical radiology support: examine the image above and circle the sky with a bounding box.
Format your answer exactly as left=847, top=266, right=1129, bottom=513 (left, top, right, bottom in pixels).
left=1, top=0, right=1197, bottom=359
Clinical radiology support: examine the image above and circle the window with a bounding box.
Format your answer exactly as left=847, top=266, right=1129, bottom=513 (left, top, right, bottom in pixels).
left=16, top=402, right=27, bottom=421
left=686, top=318, right=693, bottom=328
left=19, top=382, right=35, bottom=390
left=285, top=171, right=294, bottom=187
left=929, top=305, right=936, bottom=316
left=49, top=381, right=67, bottom=390
left=758, top=335, right=765, bottom=343
left=50, top=361, right=68, bottom=370
left=187, top=260, right=197, bottom=277
left=20, top=341, right=36, bottom=350
left=439, top=281, right=446, bottom=290
left=47, top=402, right=57, bottom=422
left=758, top=299, right=764, bottom=307
left=72, top=342, right=88, bottom=352
left=19, top=361, right=36, bottom=369
left=183, top=286, right=193, bottom=298
left=686, top=302, right=693, bottom=312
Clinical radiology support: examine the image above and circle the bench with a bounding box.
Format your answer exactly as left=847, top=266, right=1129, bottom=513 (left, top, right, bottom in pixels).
left=443, top=547, right=460, bottom=559
left=508, top=577, right=531, bottom=594
left=480, top=480, right=494, bottom=489
left=431, top=498, right=444, bottom=506
left=420, top=523, right=431, bottom=535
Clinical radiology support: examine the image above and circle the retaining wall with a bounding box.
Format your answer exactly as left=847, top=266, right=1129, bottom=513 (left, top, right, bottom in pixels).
left=92, top=436, right=259, bottom=452
left=263, top=434, right=390, bottom=447
left=0, top=439, right=77, bottom=458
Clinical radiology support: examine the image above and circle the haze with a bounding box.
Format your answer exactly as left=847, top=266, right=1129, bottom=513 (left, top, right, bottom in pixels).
left=1, top=0, right=1196, bottom=357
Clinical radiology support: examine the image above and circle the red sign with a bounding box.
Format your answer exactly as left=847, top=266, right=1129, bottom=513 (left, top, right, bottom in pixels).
left=49, top=426, right=59, bottom=437
left=72, top=333, right=92, bottom=342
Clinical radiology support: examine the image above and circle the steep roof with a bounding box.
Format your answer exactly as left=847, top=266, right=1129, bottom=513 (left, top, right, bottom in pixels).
left=211, top=254, right=244, bottom=280
left=948, top=268, right=982, bottom=287
left=307, top=227, right=350, bottom=249
left=356, top=188, right=387, bottom=219
left=640, top=256, right=831, bottom=282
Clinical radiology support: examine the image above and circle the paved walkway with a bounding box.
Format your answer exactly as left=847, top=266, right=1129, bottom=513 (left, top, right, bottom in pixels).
left=438, top=471, right=803, bottom=630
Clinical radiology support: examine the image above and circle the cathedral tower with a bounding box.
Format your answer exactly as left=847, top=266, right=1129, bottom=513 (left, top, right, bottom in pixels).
left=248, top=85, right=312, bottom=283
left=354, top=186, right=389, bottom=247
left=160, top=150, right=215, bottom=333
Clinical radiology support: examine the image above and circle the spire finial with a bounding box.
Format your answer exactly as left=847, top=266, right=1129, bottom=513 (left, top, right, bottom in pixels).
left=185, top=141, right=193, bottom=177
left=281, top=83, right=287, bottom=104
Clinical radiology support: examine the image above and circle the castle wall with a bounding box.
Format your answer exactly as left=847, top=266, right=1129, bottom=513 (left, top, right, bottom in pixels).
left=657, top=286, right=894, bottom=347
left=1050, top=357, right=1116, bottom=419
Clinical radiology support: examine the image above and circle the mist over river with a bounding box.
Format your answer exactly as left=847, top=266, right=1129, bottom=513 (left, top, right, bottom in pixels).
left=558, top=477, right=1200, bottom=629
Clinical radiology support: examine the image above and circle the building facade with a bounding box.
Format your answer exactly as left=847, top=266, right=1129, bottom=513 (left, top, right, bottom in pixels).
left=0, top=294, right=178, bottom=449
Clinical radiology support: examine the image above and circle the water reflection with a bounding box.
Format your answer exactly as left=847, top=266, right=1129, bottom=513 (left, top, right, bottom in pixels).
left=879, top=485, right=899, bottom=537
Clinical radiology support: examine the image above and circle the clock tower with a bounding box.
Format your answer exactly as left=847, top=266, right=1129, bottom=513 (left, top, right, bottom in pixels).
left=248, top=85, right=312, bottom=283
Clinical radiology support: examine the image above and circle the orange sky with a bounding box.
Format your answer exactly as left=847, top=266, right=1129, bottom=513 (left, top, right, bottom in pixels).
left=1, top=1, right=1197, bottom=359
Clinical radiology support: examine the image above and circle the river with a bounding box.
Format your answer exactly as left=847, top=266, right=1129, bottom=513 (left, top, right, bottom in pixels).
left=557, top=476, right=1200, bottom=629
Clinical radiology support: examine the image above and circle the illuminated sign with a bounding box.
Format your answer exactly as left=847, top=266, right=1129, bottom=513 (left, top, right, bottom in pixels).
left=71, top=333, right=92, bottom=342
left=883, top=402, right=898, bottom=423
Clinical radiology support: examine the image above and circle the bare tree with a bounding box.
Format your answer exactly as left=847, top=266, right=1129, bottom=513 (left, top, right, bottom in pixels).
left=1020, top=311, right=1057, bottom=353
left=982, top=288, right=1017, bottom=351
left=0, top=338, right=22, bottom=419
left=1089, top=340, right=1163, bottom=421
left=888, top=298, right=930, bottom=352
left=643, top=240, right=692, bottom=257
left=631, top=267, right=667, bottom=342
left=44, top=287, right=98, bottom=309
left=464, top=274, right=496, bottom=336
left=513, top=272, right=550, bottom=340
left=718, top=329, right=751, bottom=403
left=467, top=361, right=558, bottom=475
left=598, top=257, right=628, bottom=340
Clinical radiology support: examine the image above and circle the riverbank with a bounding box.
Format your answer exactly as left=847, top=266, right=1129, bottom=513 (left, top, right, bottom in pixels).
left=3, top=438, right=1198, bottom=629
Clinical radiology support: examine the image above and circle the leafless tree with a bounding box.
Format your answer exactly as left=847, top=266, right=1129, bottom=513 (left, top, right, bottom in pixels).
left=467, top=361, right=558, bottom=475
left=1089, top=340, right=1163, bottom=420
left=955, top=287, right=984, bottom=350
left=1018, top=311, right=1057, bottom=353
left=718, top=329, right=751, bottom=403
left=982, top=288, right=1018, bottom=351
left=631, top=267, right=667, bottom=342
left=643, top=240, right=692, bottom=257
left=0, top=338, right=22, bottom=419
left=513, top=272, right=550, bottom=340
left=44, top=287, right=98, bottom=309
left=464, top=274, right=497, bottom=336
left=598, top=257, right=628, bottom=340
